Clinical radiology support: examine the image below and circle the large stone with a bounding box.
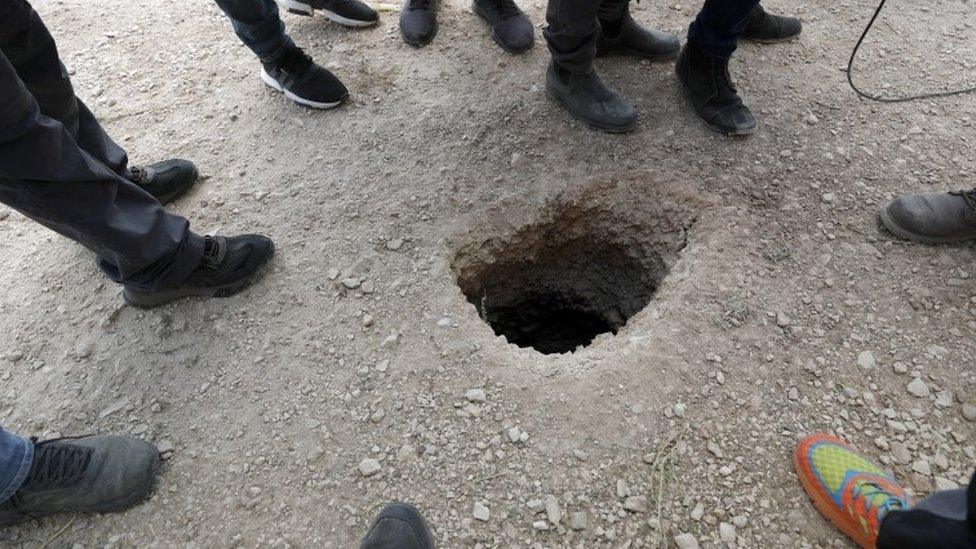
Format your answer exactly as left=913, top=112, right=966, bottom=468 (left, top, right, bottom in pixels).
left=907, top=378, right=930, bottom=398
left=569, top=511, right=587, bottom=531
left=473, top=501, right=490, bottom=522
left=545, top=495, right=561, bottom=524
left=674, top=533, right=700, bottom=549
left=358, top=458, right=381, bottom=477
left=623, top=496, right=647, bottom=513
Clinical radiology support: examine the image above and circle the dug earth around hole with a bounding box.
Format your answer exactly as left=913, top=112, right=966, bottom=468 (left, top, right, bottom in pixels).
left=450, top=177, right=706, bottom=355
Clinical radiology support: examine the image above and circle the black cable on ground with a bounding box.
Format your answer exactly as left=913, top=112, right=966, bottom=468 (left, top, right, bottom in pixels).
left=847, top=0, right=976, bottom=103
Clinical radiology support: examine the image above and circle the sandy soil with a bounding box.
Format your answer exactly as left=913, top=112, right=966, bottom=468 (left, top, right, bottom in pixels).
left=2, top=0, right=976, bottom=546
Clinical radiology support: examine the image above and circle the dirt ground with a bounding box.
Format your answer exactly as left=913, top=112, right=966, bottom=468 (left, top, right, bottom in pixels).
left=2, top=0, right=976, bottom=546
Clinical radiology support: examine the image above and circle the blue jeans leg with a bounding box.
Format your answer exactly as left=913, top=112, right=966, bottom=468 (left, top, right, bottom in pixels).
left=213, top=0, right=296, bottom=63
left=688, top=0, right=761, bottom=59
left=0, top=426, right=32, bottom=504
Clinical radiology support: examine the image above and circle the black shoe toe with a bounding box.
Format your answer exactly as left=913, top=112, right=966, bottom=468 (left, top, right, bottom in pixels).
left=400, top=8, right=438, bottom=46
left=700, top=103, right=757, bottom=136
left=361, top=503, right=435, bottom=549
left=493, top=16, right=534, bottom=53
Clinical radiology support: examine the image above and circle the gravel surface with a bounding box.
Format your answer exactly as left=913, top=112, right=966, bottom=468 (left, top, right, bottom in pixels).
left=2, top=0, right=975, bottom=546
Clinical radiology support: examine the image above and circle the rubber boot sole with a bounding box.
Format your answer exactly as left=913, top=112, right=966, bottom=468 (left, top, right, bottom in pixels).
left=122, top=243, right=275, bottom=309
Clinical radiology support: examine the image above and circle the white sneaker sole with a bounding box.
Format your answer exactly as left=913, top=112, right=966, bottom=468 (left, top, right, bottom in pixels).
left=276, top=0, right=378, bottom=27
left=260, top=68, right=344, bottom=110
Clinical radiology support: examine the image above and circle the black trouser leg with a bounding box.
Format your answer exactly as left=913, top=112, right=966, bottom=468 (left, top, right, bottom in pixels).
left=687, top=0, right=761, bottom=58
left=596, top=0, right=629, bottom=24
left=878, top=469, right=976, bottom=548
left=0, top=1, right=203, bottom=291
left=543, top=0, right=602, bottom=73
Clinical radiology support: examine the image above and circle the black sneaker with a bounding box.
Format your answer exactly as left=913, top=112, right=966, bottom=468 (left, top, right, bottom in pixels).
left=742, top=4, right=802, bottom=44
left=360, top=503, right=435, bottom=549
left=545, top=62, right=638, bottom=133
left=400, top=0, right=438, bottom=47
left=880, top=188, right=976, bottom=243
left=596, top=8, right=680, bottom=60
left=123, top=234, right=275, bottom=309
left=128, top=159, right=199, bottom=205
left=277, top=0, right=379, bottom=27
left=675, top=41, right=756, bottom=136
left=472, top=0, right=534, bottom=54
left=261, top=47, right=348, bottom=109
left=0, top=436, right=158, bottom=527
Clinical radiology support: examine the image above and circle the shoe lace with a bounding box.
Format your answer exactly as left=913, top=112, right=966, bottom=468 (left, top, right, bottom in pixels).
left=128, top=166, right=148, bottom=184
left=276, top=47, right=313, bottom=76
left=850, top=481, right=906, bottom=523
left=12, top=439, right=93, bottom=501
left=201, top=235, right=226, bottom=268
left=949, top=188, right=976, bottom=211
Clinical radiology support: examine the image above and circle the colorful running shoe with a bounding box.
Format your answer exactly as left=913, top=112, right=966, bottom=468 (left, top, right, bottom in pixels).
left=794, top=433, right=912, bottom=548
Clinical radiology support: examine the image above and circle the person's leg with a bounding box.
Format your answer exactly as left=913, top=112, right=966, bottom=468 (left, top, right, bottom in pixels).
left=0, top=2, right=273, bottom=307
left=543, top=0, right=600, bottom=74
left=0, top=48, right=205, bottom=291
left=0, top=426, right=32, bottom=506
left=0, top=0, right=199, bottom=205
left=877, top=470, right=976, bottom=548
left=543, top=0, right=639, bottom=133
left=213, top=0, right=349, bottom=109
left=213, top=0, right=294, bottom=63
left=687, top=0, right=760, bottom=59
left=676, top=0, right=761, bottom=135
left=0, top=0, right=127, bottom=177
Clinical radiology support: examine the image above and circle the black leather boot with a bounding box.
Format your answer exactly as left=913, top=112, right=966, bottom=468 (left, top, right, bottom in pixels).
left=545, top=62, right=638, bottom=133
left=742, top=4, right=802, bottom=44
left=675, top=41, right=756, bottom=136
left=596, top=5, right=679, bottom=60
left=880, top=188, right=976, bottom=243
left=472, top=0, right=534, bottom=54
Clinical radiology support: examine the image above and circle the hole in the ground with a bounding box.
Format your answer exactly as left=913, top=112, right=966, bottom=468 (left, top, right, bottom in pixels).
left=471, top=240, right=659, bottom=354
left=452, top=180, right=697, bottom=355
